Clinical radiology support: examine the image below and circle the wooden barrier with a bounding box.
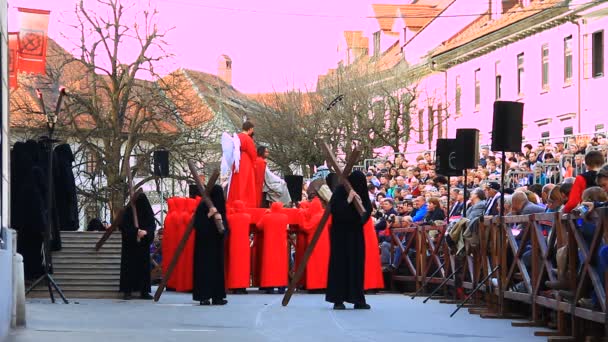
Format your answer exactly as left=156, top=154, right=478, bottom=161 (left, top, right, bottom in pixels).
left=388, top=208, right=608, bottom=340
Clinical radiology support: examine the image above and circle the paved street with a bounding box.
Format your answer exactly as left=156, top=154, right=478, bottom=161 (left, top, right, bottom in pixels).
left=9, top=289, right=549, bottom=342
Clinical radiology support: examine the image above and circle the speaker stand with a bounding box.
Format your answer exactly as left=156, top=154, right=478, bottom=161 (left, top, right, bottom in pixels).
left=462, top=169, right=468, bottom=218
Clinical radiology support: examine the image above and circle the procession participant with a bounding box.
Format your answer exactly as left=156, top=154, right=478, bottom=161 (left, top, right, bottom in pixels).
left=326, top=171, right=372, bottom=310
left=225, top=200, right=252, bottom=294
left=301, top=197, right=331, bottom=291
left=256, top=202, right=289, bottom=294
left=192, top=185, right=228, bottom=306
left=119, top=193, right=156, bottom=300
left=255, top=146, right=268, bottom=207
left=227, top=121, right=258, bottom=208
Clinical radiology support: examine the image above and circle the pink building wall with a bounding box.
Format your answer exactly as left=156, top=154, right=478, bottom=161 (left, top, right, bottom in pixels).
left=443, top=22, right=581, bottom=145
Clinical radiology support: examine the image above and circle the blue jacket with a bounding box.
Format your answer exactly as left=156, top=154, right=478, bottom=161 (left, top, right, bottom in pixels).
left=412, top=204, right=428, bottom=223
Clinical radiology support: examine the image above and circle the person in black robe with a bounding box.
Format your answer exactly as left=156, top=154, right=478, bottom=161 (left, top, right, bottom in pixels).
left=12, top=142, right=47, bottom=280
left=325, top=171, right=373, bottom=310
left=53, top=144, right=79, bottom=231
left=192, top=185, right=228, bottom=306
left=119, top=193, right=156, bottom=300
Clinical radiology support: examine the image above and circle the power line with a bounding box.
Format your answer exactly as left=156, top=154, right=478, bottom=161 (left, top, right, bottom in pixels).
left=161, top=0, right=600, bottom=20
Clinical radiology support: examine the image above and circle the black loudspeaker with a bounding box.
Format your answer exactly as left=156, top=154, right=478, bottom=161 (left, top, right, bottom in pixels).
left=455, top=129, right=480, bottom=170
left=491, top=101, right=524, bottom=152
left=284, top=175, right=304, bottom=203
left=153, top=150, right=169, bottom=177
left=436, top=139, right=461, bottom=177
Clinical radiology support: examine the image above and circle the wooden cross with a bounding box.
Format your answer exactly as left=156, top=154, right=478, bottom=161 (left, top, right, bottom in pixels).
left=281, top=143, right=364, bottom=306
left=95, top=163, right=143, bottom=251
left=153, top=163, right=220, bottom=302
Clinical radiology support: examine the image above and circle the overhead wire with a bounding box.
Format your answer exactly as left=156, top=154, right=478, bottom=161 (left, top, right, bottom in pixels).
left=160, top=0, right=601, bottom=20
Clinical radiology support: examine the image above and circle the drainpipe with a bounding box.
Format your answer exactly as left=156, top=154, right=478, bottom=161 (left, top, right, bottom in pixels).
left=430, top=60, right=449, bottom=138
left=573, top=18, right=582, bottom=134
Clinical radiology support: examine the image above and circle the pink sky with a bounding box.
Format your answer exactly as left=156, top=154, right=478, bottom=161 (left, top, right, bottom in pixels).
left=8, top=0, right=395, bottom=94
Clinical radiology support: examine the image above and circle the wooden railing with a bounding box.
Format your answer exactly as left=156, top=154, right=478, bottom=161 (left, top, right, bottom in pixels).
left=389, top=208, right=608, bottom=340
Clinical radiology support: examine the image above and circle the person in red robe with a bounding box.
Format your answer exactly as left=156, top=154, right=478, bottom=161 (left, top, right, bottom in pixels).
left=225, top=200, right=252, bottom=294
left=301, top=197, right=330, bottom=291
left=254, top=146, right=268, bottom=207
left=162, top=198, right=179, bottom=290
left=256, top=202, right=289, bottom=293
left=363, top=218, right=385, bottom=291
left=227, top=121, right=258, bottom=208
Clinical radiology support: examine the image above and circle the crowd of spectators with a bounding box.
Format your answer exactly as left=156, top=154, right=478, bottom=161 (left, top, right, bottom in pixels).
left=339, top=133, right=608, bottom=308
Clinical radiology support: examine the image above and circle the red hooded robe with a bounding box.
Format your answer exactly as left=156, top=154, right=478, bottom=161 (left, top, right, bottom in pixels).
left=225, top=200, right=252, bottom=289
left=256, top=202, right=289, bottom=287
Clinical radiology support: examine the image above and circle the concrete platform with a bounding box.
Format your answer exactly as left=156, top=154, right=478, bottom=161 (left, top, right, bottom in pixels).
left=8, top=289, right=550, bottom=342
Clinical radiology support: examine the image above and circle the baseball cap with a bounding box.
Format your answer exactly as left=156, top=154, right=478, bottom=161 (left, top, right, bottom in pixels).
left=488, top=182, right=501, bottom=191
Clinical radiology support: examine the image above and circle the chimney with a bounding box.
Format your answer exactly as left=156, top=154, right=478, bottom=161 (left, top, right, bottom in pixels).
left=218, top=55, right=232, bottom=85
left=490, top=0, right=503, bottom=20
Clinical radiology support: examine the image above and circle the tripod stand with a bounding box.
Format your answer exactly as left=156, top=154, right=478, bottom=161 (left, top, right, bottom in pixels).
left=25, top=89, right=69, bottom=304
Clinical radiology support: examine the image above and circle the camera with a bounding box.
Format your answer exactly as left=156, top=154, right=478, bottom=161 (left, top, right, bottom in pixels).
left=573, top=204, right=589, bottom=216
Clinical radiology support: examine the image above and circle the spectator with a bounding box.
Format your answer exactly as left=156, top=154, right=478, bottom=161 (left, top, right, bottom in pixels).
left=563, top=151, right=605, bottom=213
left=483, top=182, right=501, bottom=216
left=465, top=188, right=487, bottom=218
left=411, top=196, right=428, bottom=223
left=511, top=191, right=545, bottom=216
left=374, top=198, right=398, bottom=233
left=424, top=197, right=446, bottom=223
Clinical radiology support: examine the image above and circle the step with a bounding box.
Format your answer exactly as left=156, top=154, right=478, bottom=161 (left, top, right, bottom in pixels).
left=56, top=250, right=121, bottom=256
left=53, top=273, right=120, bottom=280
left=53, top=255, right=120, bottom=262
left=59, top=238, right=122, bottom=243
left=52, top=279, right=119, bottom=286
left=27, top=291, right=122, bottom=299
left=28, top=284, right=118, bottom=292
left=53, top=254, right=121, bottom=259
left=52, top=264, right=121, bottom=271
left=55, top=241, right=122, bottom=248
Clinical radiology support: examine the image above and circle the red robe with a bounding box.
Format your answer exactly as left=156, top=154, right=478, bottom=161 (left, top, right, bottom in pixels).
left=174, top=197, right=198, bottom=292
left=254, top=157, right=267, bottom=207
left=227, top=132, right=257, bottom=208
left=225, top=200, right=252, bottom=289
left=301, top=198, right=330, bottom=290
left=162, top=198, right=178, bottom=289
left=363, top=218, right=385, bottom=290
left=256, top=202, right=289, bottom=287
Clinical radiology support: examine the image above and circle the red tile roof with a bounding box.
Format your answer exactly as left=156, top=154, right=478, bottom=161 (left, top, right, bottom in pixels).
left=433, top=0, right=562, bottom=55
left=344, top=31, right=369, bottom=49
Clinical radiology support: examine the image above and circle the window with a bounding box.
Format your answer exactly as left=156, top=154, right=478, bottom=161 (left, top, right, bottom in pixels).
left=541, top=131, right=550, bottom=139
left=495, top=75, right=502, bottom=100
left=563, top=127, right=574, bottom=136
left=455, top=76, right=461, bottom=115
left=564, top=36, right=573, bottom=83
left=541, top=44, right=549, bottom=90
left=495, top=61, right=501, bottom=100
left=474, top=69, right=481, bottom=110
left=86, top=150, right=98, bottom=174
left=592, top=30, right=604, bottom=77
left=517, top=53, right=525, bottom=96
left=418, top=109, right=424, bottom=143
left=595, top=123, right=605, bottom=132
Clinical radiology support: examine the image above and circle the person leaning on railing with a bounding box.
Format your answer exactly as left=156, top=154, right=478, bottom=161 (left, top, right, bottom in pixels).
left=579, top=163, right=608, bottom=211
left=563, top=151, right=605, bottom=213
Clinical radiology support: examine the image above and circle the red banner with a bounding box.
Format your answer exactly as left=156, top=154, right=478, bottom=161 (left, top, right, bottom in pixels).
left=17, top=8, right=51, bottom=75
left=8, top=32, right=20, bottom=89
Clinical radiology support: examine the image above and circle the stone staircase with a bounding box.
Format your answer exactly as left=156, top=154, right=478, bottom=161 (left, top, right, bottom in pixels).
left=27, top=231, right=122, bottom=299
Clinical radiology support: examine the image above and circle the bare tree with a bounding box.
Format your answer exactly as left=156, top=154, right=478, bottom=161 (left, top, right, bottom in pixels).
left=10, top=0, right=212, bottom=221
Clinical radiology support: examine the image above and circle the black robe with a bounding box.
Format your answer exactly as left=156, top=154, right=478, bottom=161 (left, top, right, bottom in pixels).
left=325, top=171, right=372, bottom=305
left=53, top=144, right=79, bottom=231
left=11, top=142, right=47, bottom=280
left=192, top=185, right=227, bottom=302
left=119, top=193, right=156, bottom=294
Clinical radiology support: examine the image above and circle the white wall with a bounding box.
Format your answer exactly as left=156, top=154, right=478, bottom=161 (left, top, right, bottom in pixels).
left=1, top=0, right=14, bottom=339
